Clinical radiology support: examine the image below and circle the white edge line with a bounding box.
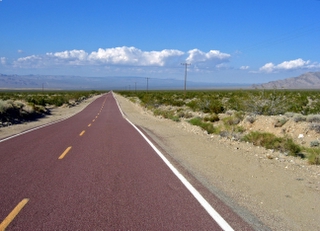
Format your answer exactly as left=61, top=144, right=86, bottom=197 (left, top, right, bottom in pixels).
left=113, top=92, right=234, bottom=231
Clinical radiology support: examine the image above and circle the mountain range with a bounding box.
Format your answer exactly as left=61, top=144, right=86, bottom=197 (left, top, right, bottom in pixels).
left=2, top=72, right=320, bottom=90
left=0, top=74, right=249, bottom=90
left=257, top=72, right=320, bottom=89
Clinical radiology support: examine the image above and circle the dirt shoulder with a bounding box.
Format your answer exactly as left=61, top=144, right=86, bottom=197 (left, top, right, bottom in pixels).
left=1, top=93, right=319, bottom=230
left=114, top=93, right=320, bottom=231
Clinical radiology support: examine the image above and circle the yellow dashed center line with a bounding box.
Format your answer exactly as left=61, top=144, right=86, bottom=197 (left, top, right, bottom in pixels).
left=92, top=119, right=95, bottom=122
left=58, top=146, right=72, bottom=160
left=79, top=130, right=85, bottom=136
left=0, top=198, right=29, bottom=231
left=88, top=123, right=92, bottom=127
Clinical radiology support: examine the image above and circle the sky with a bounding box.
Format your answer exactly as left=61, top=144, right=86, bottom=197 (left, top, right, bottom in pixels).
left=1, top=0, right=320, bottom=84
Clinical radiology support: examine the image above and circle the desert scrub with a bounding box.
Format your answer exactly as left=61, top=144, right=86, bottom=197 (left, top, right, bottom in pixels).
left=293, top=114, right=306, bottom=122
left=309, top=123, right=320, bottom=133
left=274, top=117, right=288, bottom=127
left=246, top=115, right=256, bottom=123
left=177, top=110, right=193, bottom=119
left=306, top=148, right=320, bottom=165
left=306, top=114, right=320, bottom=123
left=153, top=108, right=180, bottom=122
left=203, top=113, right=219, bottom=122
left=222, top=115, right=241, bottom=126
left=242, top=131, right=302, bottom=156
left=188, top=117, right=218, bottom=134
left=0, top=90, right=102, bottom=123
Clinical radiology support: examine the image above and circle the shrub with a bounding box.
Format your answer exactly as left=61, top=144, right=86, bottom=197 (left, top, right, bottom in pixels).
left=204, top=113, right=220, bottom=122
left=310, top=140, right=320, bottom=147
left=293, top=114, right=306, bottom=122
left=309, top=123, right=320, bottom=133
left=306, top=114, right=320, bottom=123
left=188, top=117, right=218, bottom=134
left=274, top=117, right=288, bottom=127
left=242, top=131, right=301, bottom=156
left=304, top=147, right=320, bottom=165
left=223, top=116, right=241, bottom=126
left=246, top=115, right=256, bottom=123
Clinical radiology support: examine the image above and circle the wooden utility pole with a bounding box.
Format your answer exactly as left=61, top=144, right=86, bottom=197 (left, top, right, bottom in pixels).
left=181, top=63, right=191, bottom=93
left=146, top=77, right=150, bottom=92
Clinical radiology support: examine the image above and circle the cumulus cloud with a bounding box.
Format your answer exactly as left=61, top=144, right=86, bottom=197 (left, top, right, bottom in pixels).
left=259, top=58, right=319, bottom=73
left=88, top=47, right=184, bottom=66
left=1, top=57, right=7, bottom=65
left=240, top=65, right=250, bottom=70
left=47, top=49, right=88, bottom=60
left=11, top=46, right=231, bottom=70
left=186, top=49, right=231, bottom=66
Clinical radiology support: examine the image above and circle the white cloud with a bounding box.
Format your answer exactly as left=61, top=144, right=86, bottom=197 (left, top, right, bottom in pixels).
left=88, top=47, right=184, bottom=66
left=17, top=50, right=24, bottom=53
left=1, top=57, right=7, bottom=65
left=10, top=46, right=231, bottom=70
left=48, top=49, right=88, bottom=61
left=259, top=58, right=319, bottom=73
left=186, top=49, right=231, bottom=66
left=240, top=65, right=249, bottom=70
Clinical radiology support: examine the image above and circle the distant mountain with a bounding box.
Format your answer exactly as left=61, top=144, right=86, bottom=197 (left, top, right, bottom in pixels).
left=257, top=72, right=320, bottom=89
left=0, top=74, right=249, bottom=90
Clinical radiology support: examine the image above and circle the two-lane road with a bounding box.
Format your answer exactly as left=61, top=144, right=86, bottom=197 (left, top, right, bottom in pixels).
left=0, top=93, right=252, bottom=230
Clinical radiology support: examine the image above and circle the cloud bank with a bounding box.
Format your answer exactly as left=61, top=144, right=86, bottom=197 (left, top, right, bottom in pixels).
left=10, top=46, right=231, bottom=70
left=259, top=58, right=320, bottom=73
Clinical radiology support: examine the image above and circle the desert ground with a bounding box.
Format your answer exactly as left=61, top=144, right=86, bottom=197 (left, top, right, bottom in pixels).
left=1, top=93, right=319, bottom=231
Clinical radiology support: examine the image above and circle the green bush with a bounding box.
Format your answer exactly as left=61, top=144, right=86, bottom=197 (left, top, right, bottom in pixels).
left=204, top=113, right=220, bottom=122
left=188, top=117, right=218, bottom=134
left=242, top=131, right=301, bottom=156
left=307, top=150, right=320, bottom=165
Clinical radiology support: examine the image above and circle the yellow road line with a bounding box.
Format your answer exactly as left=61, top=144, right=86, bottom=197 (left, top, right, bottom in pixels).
left=58, top=146, right=72, bottom=159
left=88, top=123, right=92, bottom=127
left=0, top=198, right=29, bottom=231
left=79, top=130, right=85, bottom=136
left=95, top=116, right=98, bottom=119
left=92, top=119, right=95, bottom=122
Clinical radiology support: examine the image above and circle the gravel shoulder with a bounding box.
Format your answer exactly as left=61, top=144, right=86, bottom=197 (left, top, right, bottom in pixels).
left=1, top=93, right=319, bottom=230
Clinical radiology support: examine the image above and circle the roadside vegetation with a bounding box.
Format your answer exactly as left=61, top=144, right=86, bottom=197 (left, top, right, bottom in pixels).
left=117, top=89, right=320, bottom=165
left=0, top=90, right=104, bottom=126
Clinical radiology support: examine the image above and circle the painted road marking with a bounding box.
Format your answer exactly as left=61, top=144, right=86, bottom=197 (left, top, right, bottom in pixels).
left=113, top=92, right=234, bottom=231
left=88, top=123, right=92, bottom=127
left=79, top=130, right=85, bottom=136
left=0, top=198, right=29, bottom=231
left=58, top=146, right=72, bottom=159
left=92, top=119, right=95, bottom=122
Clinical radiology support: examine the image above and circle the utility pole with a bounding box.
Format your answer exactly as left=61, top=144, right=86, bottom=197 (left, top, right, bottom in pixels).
left=181, top=63, right=191, bottom=93
left=146, top=77, right=150, bottom=92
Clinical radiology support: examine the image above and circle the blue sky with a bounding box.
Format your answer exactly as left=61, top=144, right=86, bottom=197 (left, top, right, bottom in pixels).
left=1, top=0, right=320, bottom=84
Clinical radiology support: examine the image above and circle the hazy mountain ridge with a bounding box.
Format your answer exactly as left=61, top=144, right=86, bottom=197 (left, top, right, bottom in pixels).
left=0, top=74, right=249, bottom=90
left=258, top=72, right=320, bottom=89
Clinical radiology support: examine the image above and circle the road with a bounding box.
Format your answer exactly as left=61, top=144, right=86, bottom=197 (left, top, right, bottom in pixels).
left=0, top=93, right=252, bottom=230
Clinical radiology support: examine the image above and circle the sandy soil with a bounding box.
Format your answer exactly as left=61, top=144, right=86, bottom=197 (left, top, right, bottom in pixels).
left=1, top=93, right=319, bottom=230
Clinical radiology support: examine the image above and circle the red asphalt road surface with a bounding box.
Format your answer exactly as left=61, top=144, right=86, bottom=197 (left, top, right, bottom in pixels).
left=0, top=93, right=253, bottom=230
